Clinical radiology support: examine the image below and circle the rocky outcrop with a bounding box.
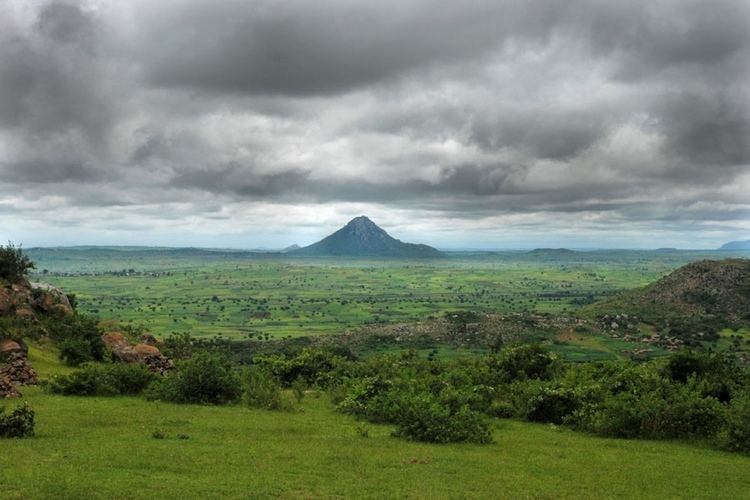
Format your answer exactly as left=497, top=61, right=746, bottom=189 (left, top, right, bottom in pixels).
left=0, top=375, right=20, bottom=398
left=102, top=332, right=174, bottom=374
left=0, top=352, right=38, bottom=386
left=0, top=279, right=74, bottom=320
left=0, top=338, right=25, bottom=357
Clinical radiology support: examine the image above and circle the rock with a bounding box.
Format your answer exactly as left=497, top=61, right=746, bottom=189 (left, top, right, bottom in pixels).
left=138, top=333, right=158, bottom=346
left=0, top=375, right=20, bottom=398
left=102, top=332, right=173, bottom=374
left=30, top=282, right=74, bottom=317
left=0, top=339, right=23, bottom=357
left=0, top=352, right=38, bottom=385
left=15, top=305, right=35, bottom=320
left=0, top=288, right=13, bottom=314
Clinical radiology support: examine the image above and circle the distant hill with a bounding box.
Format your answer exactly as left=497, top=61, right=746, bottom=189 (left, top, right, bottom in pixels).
left=720, top=239, right=750, bottom=250
left=292, top=216, right=443, bottom=258
left=527, top=248, right=577, bottom=255
left=281, top=244, right=301, bottom=253
left=587, top=259, right=750, bottom=326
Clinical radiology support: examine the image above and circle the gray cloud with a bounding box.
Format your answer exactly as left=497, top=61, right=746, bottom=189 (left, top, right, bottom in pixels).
left=0, top=0, right=748, bottom=248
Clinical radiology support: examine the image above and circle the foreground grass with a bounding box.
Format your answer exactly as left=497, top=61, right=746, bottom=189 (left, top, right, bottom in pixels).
left=2, top=387, right=750, bottom=499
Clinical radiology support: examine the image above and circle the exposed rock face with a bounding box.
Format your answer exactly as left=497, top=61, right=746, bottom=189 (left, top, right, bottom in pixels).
left=138, top=333, right=158, bottom=346
left=102, top=332, right=174, bottom=374
left=0, top=339, right=24, bottom=356
left=0, top=352, right=38, bottom=385
left=0, top=375, right=20, bottom=398
left=0, top=279, right=74, bottom=320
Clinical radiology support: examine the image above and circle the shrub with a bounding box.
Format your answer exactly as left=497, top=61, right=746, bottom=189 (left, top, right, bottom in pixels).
left=0, top=402, right=35, bottom=438
left=522, top=383, right=598, bottom=425
left=394, top=393, right=493, bottom=444
left=255, top=348, right=347, bottom=387
left=489, top=344, right=560, bottom=383
left=59, top=337, right=97, bottom=367
left=47, top=363, right=156, bottom=396
left=52, top=315, right=106, bottom=367
left=573, top=385, right=724, bottom=440
left=0, top=242, right=35, bottom=282
left=721, top=393, right=750, bottom=453
left=146, top=353, right=242, bottom=405
left=244, top=368, right=291, bottom=411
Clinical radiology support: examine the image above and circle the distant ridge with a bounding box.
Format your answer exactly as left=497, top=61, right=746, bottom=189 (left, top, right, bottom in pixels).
left=720, top=239, right=750, bottom=250
left=281, top=244, right=301, bottom=253
left=527, top=248, right=577, bottom=255
left=292, top=216, right=443, bottom=257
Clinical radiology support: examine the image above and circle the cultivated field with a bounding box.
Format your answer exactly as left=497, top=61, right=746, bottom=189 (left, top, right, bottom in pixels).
left=29, top=248, right=734, bottom=342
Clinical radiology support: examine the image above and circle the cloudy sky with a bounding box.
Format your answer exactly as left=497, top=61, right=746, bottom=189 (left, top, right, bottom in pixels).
left=1, top=0, right=748, bottom=249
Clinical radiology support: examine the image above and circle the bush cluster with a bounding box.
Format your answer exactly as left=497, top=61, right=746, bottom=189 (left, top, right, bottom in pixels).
left=47, top=363, right=156, bottom=396
left=146, top=352, right=242, bottom=405
left=50, top=315, right=106, bottom=367
left=0, top=403, right=35, bottom=438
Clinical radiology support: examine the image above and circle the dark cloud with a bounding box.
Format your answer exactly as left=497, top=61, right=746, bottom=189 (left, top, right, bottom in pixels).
left=0, top=0, right=748, bottom=247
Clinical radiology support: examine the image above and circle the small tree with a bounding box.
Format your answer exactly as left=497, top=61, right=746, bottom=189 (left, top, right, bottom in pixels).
left=0, top=242, right=35, bottom=282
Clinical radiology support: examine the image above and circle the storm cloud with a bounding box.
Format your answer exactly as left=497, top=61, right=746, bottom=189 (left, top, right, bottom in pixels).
left=0, top=0, right=748, bottom=249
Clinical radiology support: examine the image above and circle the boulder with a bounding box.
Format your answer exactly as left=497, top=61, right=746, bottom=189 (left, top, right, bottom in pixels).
left=102, top=332, right=173, bottom=374
left=14, top=305, right=34, bottom=320
left=0, top=352, right=38, bottom=385
left=0, top=339, right=23, bottom=357
left=138, top=333, right=158, bottom=346
left=30, top=282, right=74, bottom=317
left=0, top=375, right=20, bottom=398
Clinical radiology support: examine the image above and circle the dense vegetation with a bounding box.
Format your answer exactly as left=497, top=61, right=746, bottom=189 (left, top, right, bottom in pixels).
left=0, top=242, right=35, bottom=282
left=35, top=340, right=750, bottom=452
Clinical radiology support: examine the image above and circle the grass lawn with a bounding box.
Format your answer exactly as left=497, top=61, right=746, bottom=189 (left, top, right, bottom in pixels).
left=2, top=386, right=750, bottom=499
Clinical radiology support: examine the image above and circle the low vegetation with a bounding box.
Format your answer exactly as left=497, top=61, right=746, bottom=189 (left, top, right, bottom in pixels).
left=0, top=403, right=35, bottom=438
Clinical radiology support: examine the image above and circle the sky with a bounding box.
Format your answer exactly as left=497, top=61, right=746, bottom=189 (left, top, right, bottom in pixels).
left=0, top=0, right=748, bottom=250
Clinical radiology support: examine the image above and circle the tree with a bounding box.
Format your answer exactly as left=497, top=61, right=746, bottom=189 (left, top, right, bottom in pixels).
left=0, top=242, right=35, bottom=282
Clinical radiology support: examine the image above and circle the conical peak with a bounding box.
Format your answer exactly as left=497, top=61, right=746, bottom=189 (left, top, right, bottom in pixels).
left=347, top=215, right=374, bottom=226
left=345, top=216, right=382, bottom=231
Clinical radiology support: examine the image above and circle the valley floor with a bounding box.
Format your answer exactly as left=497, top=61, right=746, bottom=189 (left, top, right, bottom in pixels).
left=2, top=386, right=749, bottom=499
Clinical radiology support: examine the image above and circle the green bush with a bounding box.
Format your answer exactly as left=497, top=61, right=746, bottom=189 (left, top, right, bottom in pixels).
left=0, top=402, right=35, bottom=438
left=521, top=383, right=598, bottom=425
left=489, top=344, right=560, bottom=383
left=47, top=363, right=156, bottom=396
left=244, top=368, right=292, bottom=411
left=721, top=393, right=750, bottom=453
left=52, top=315, right=106, bottom=367
left=0, top=242, right=35, bottom=282
left=146, top=353, right=242, bottom=405
left=255, top=348, right=347, bottom=387
left=394, top=393, right=493, bottom=444
left=572, top=384, right=724, bottom=440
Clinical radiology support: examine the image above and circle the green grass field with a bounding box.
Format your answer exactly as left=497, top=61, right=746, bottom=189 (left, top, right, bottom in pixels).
left=30, top=249, right=728, bottom=341
left=3, top=386, right=750, bottom=499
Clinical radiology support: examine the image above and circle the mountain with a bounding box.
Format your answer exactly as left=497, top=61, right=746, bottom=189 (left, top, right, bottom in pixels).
left=587, top=259, right=750, bottom=326
left=292, top=216, right=443, bottom=257
left=720, top=239, right=750, bottom=250
left=281, top=244, right=301, bottom=253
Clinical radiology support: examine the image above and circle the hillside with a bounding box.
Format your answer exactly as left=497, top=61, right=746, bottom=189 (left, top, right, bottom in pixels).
left=587, top=259, right=750, bottom=327
left=292, top=216, right=443, bottom=257
left=720, top=239, right=750, bottom=250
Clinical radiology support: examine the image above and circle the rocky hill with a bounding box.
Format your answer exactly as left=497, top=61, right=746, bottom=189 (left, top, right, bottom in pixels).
left=720, top=239, right=750, bottom=250
left=587, top=259, right=750, bottom=328
left=292, top=216, right=443, bottom=257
